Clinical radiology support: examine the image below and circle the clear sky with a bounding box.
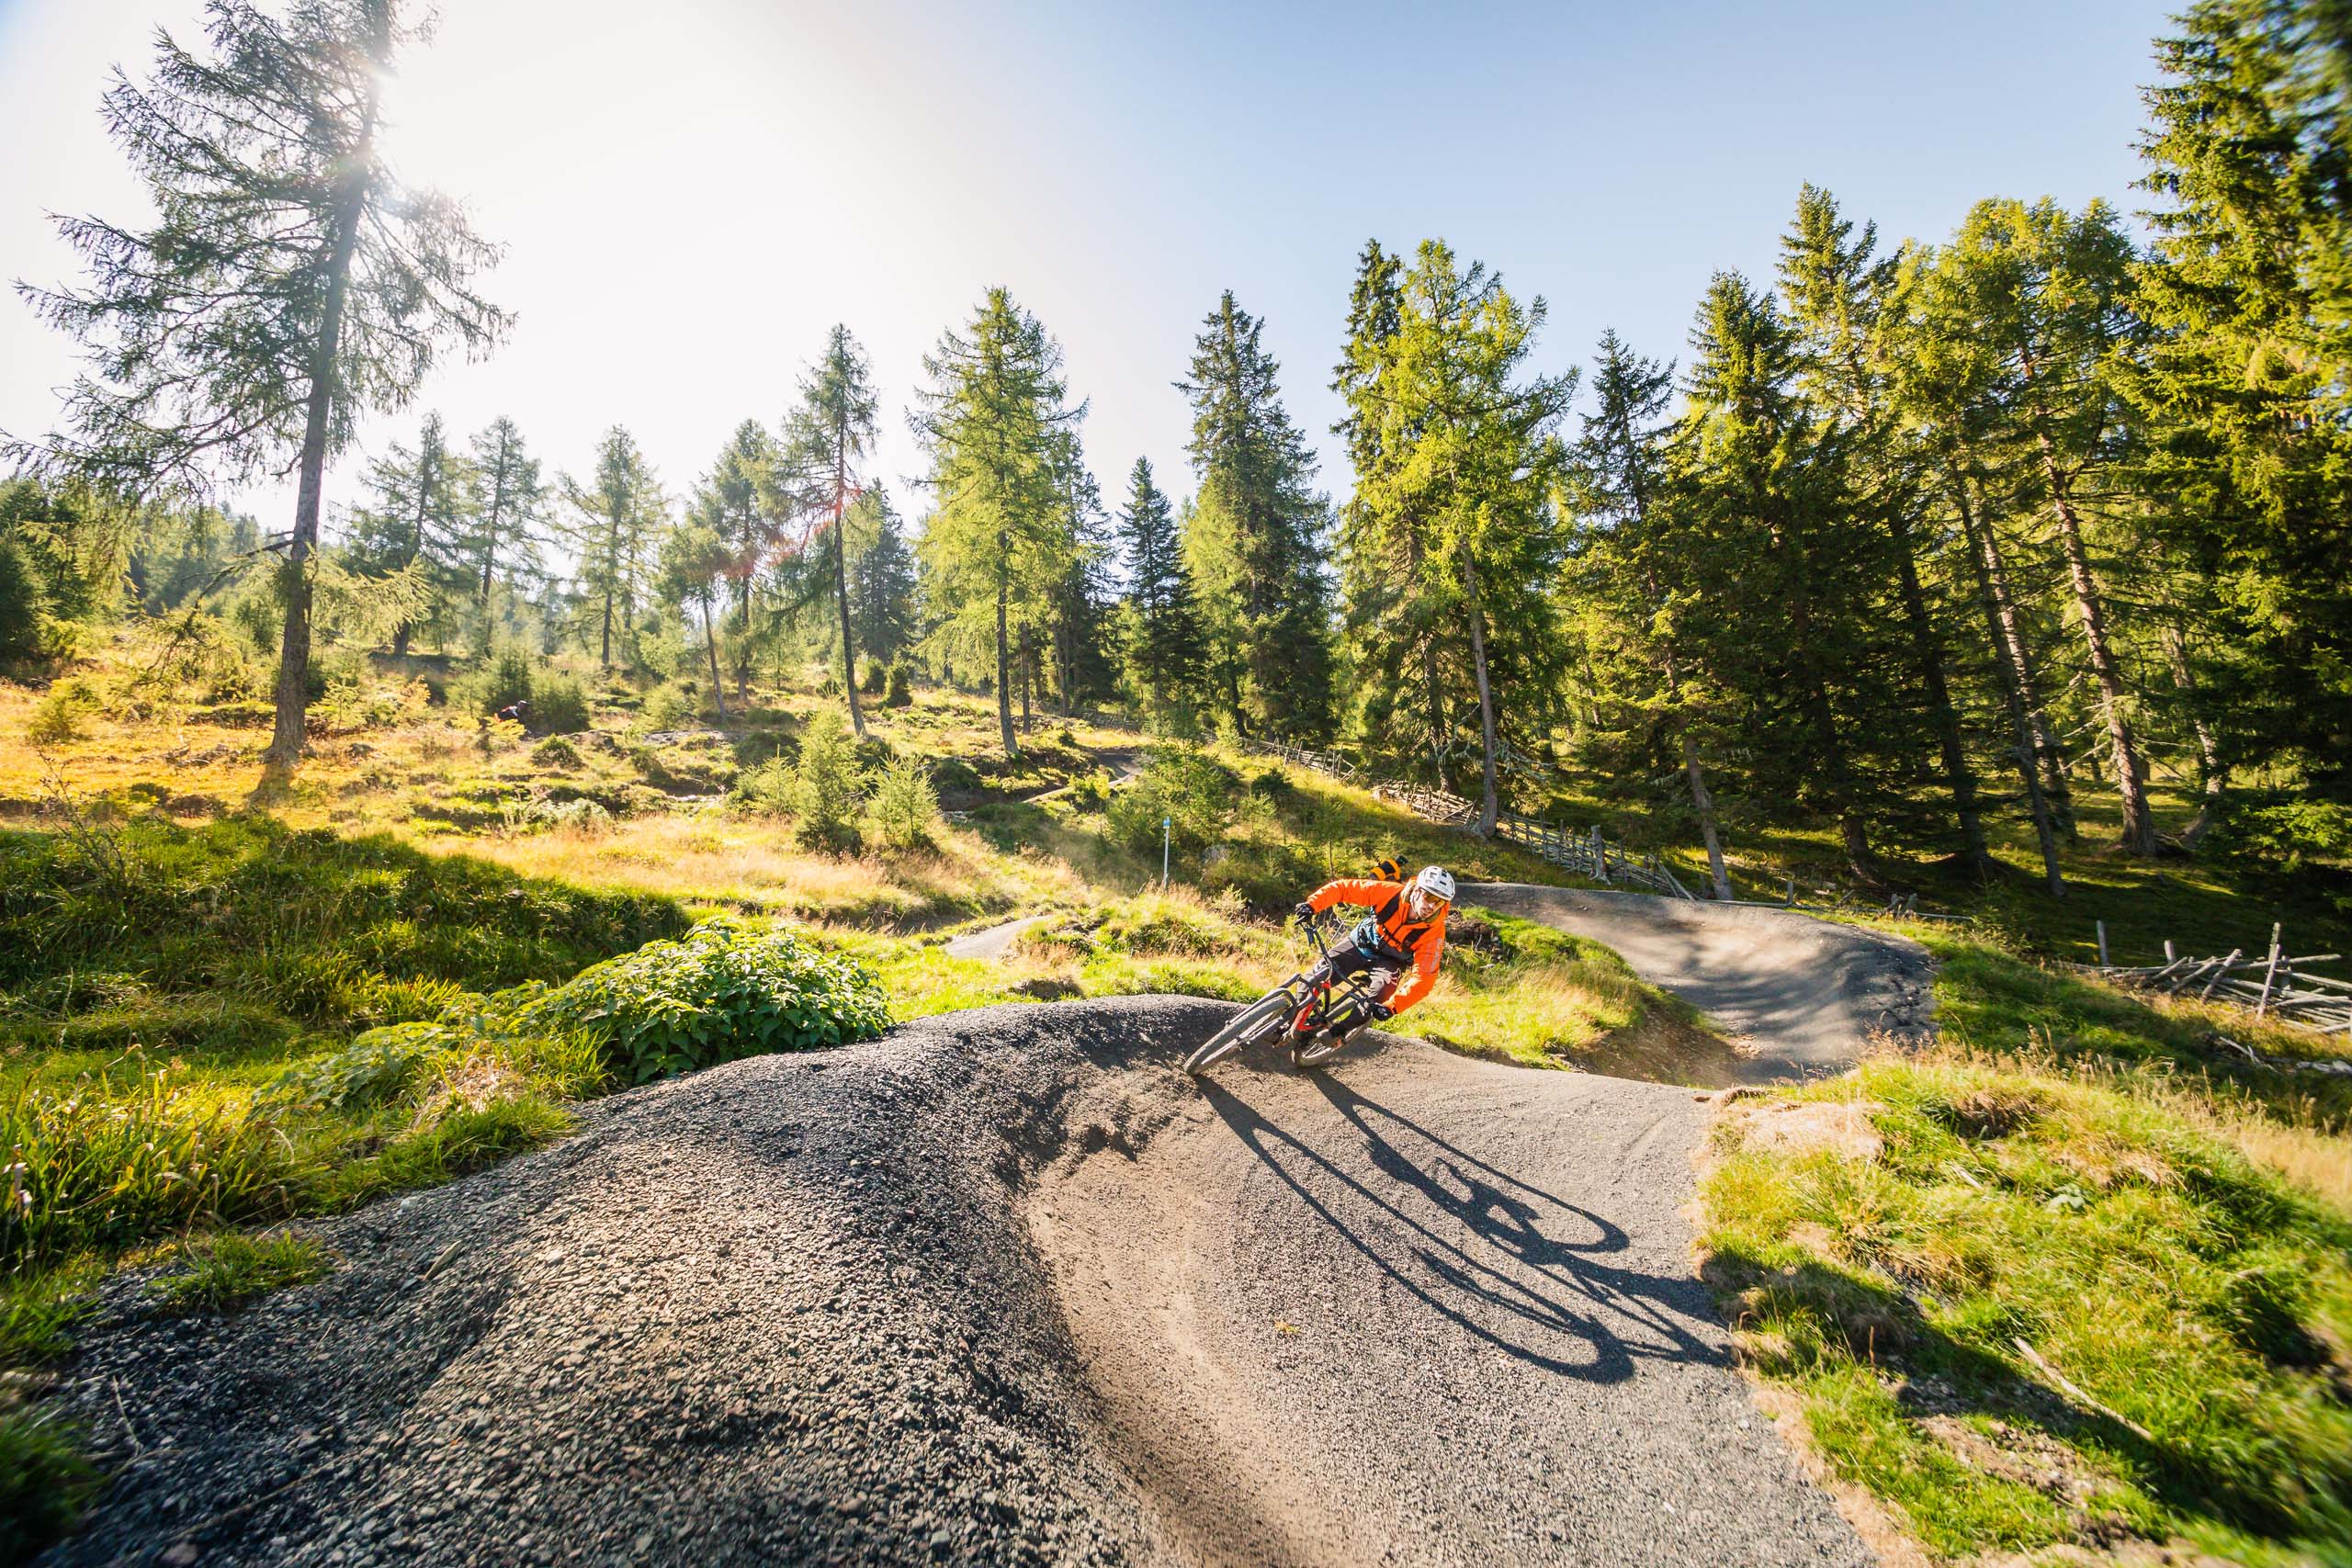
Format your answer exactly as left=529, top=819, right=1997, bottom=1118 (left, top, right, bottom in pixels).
left=1, top=0, right=2176, bottom=540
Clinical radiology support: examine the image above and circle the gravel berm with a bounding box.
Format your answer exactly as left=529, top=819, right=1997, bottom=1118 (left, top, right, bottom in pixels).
left=43, top=996, right=1871, bottom=1566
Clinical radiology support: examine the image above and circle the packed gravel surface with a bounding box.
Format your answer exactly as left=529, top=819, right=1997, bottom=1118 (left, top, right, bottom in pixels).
left=1464, top=883, right=1936, bottom=1079
left=45, top=992, right=1878, bottom=1567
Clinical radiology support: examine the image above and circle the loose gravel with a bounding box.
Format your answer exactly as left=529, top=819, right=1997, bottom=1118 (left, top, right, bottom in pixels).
left=43, top=989, right=1882, bottom=1566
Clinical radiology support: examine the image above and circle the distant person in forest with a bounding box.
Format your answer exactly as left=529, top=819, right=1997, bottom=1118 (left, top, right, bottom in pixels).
left=494, top=699, right=530, bottom=725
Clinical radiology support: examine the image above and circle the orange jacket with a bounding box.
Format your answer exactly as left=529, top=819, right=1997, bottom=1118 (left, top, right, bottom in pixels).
left=1305, top=878, right=1448, bottom=1011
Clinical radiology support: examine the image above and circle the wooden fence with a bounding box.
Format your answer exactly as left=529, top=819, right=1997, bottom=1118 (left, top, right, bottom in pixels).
left=2080, top=922, right=2350, bottom=1036
left=1489, top=813, right=1697, bottom=900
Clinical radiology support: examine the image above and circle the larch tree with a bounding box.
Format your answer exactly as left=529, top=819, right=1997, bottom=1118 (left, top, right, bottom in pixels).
left=1779, top=186, right=1994, bottom=875
left=658, top=518, right=735, bottom=721
left=466, top=416, right=547, bottom=646
left=784, top=326, right=882, bottom=736
left=1177, top=291, right=1336, bottom=741
left=6, top=0, right=507, bottom=770
left=346, top=411, right=470, bottom=656
left=910, top=288, right=1082, bottom=758
left=1339, top=242, right=1574, bottom=835
left=688, top=418, right=782, bottom=702
left=845, top=489, right=919, bottom=668
left=562, top=427, right=662, bottom=671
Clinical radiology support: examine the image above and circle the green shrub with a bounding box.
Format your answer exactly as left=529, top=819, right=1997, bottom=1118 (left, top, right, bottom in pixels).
left=498, top=795, right=613, bottom=837
left=870, top=755, right=942, bottom=851
left=264, top=1033, right=433, bottom=1112
left=25, top=679, right=100, bottom=746
left=931, top=756, right=982, bottom=792
left=529, top=916, right=889, bottom=1082
left=1067, top=770, right=1113, bottom=812
left=639, top=681, right=696, bottom=731
left=144, top=1229, right=330, bottom=1314
left=792, top=710, right=865, bottom=852
left=1108, top=750, right=1240, bottom=859
left=885, top=663, right=913, bottom=707
left=531, top=735, right=583, bottom=769
left=0, top=1407, right=96, bottom=1562
left=733, top=754, right=796, bottom=816
left=862, top=659, right=888, bottom=694
left=454, top=647, right=536, bottom=715
left=530, top=671, right=591, bottom=734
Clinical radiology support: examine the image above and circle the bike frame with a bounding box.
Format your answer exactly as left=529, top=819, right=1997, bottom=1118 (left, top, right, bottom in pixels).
left=1283, top=910, right=1380, bottom=1042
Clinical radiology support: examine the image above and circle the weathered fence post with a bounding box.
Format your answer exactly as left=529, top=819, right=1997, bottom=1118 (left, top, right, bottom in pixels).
left=2096, top=920, right=2109, bottom=968
left=2256, top=923, right=2284, bottom=1018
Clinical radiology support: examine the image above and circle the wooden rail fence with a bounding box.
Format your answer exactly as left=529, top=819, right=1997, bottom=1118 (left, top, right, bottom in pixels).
left=2079, top=921, right=2350, bottom=1036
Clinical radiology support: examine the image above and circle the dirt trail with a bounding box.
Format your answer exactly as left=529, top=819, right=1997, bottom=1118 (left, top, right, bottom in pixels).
left=46, top=982, right=1894, bottom=1566
left=1465, top=882, right=1935, bottom=1080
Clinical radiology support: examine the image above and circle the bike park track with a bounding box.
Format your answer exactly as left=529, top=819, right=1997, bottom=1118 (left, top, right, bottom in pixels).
left=44, top=889, right=1930, bottom=1567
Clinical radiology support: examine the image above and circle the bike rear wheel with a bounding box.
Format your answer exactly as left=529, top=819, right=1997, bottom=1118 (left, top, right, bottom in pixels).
left=1184, top=990, right=1295, bottom=1075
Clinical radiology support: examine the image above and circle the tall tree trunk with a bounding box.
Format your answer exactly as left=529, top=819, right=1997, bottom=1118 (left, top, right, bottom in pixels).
left=731, top=574, right=752, bottom=704
left=598, top=579, right=614, bottom=671
left=1887, top=505, right=1990, bottom=871
left=1960, top=461, right=2074, bottom=837
left=2035, top=433, right=2154, bottom=856
left=703, top=596, right=729, bottom=724
left=833, top=517, right=865, bottom=738
left=994, top=541, right=1016, bottom=757
left=265, top=151, right=372, bottom=772
left=1462, top=553, right=1501, bottom=836
left=1955, top=480, right=2065, bottom=896
left=2166, top=622, right=2226, bottom=851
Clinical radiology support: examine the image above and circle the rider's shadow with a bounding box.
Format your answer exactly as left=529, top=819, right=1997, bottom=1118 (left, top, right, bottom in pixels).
left=1194, top=1076, right=1724, bottom=1384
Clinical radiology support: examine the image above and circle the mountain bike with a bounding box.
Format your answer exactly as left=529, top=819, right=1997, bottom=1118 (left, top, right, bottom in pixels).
left=1183, top=908, right=1384, bottom=1075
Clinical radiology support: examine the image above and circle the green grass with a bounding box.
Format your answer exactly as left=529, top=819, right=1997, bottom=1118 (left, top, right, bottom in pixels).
left=144, top=1229, right=331, bottom=1314
left=0, top=1404, right=97, bottom=1563
left=1699, top=937, right=2352, bottom=1565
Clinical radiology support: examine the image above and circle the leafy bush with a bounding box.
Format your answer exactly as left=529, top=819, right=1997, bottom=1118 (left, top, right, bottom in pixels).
left=869, top=755, right=942, bottom=851
left=1108, top=750, right=1240, bottom=859
left=453, top=647, right=536, bottom=715
left=498, top=795, right=613, bottom=837
left=531, top=735, right=583, bottom=769
left=528, top=917, right=888, bottom=1082
left=1067, top=770, right=1113, bottom=812
left=861, top=659, right=888, bottom=694
left=792, top=710, right=865, bottom=852
left=639, top=681, right=696, bottom=731
left=2208, top=791, right=2352, bottom=872
left=265, top=1033, right=431, bottom=1111
left=531, top=672, right=590, bottom=734
left=886, top=663, right=913, bottom=707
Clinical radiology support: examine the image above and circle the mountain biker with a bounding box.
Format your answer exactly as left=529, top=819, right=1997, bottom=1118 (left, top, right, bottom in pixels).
left=1290, top=863, right=1455, bottom=1045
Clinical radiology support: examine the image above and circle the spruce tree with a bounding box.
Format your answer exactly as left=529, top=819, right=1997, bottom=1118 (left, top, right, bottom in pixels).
left=1177, top=291, right=1336, bottom=740
left=845, top=489, right=920, bottom=668
left=2123, top=0, right=2352, bottom=796
left=1117, top=457, right=1204, bottom=716
left=1571, top=331, right=1734, bottom=897
left=6, top=0, right=506, bottom=770
left=910, top=288, right=1082, bottom=757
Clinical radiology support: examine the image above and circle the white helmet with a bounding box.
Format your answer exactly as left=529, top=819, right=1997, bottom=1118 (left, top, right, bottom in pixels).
left=1413, top=864, right=1456, bottom=904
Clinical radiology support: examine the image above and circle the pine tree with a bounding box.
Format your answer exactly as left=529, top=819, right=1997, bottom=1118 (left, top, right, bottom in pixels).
left=1336, top=243, right=1574, bottom=833
left=562, top=428, right=662, bottom=671
left=910, top=288, right=1083, bottom=757
left=346, top=412, right=471, bottom=656
left=2122, top=0, right=2352, bottom=796
left=1117, top=457, right=1203, bottom=716
left=1177, top=291, right=1335, bottom=741
left=1046, top=433, right=1117, bottom=713
left=6, top=0, right=506, bottom=770
left=465, top=417, right=547, bottom=649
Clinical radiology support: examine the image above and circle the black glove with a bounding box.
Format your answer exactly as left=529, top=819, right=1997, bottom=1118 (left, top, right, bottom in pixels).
left=1293, top=901, right=1316, bottom=925
left=1367, top=1001, right=1394, bottom=1023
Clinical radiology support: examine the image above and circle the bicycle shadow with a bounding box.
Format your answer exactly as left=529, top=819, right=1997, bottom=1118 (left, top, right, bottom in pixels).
left=1194, top=1074, right=1724, bottom=1383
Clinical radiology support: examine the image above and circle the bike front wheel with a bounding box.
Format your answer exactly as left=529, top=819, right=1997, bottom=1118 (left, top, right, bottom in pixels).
left=1184, top=990, right=1296, bottom=1076
left=1290, top=1029, right=1348, bottom=1069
